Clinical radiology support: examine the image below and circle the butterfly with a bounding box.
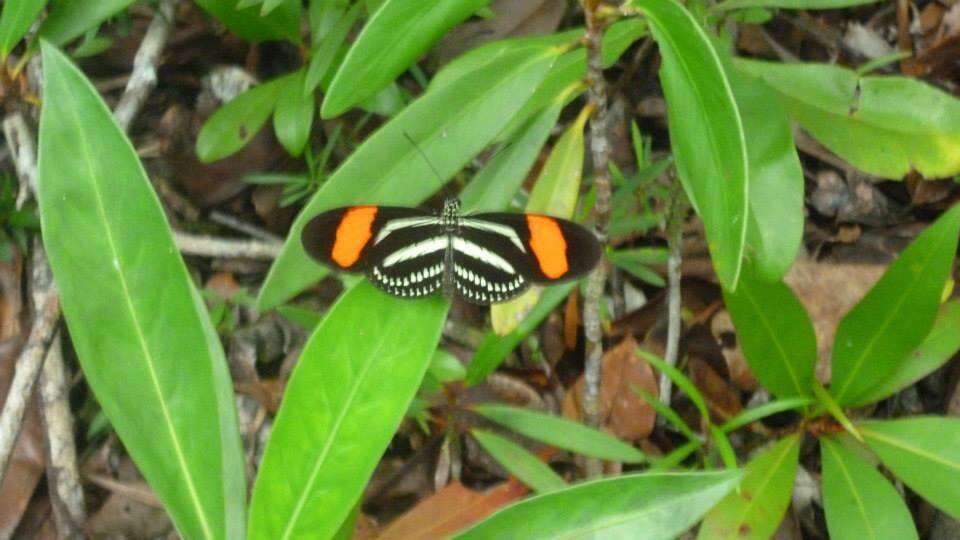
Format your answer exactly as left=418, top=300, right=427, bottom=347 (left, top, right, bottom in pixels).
left=301, top=198, right=602, bottom=304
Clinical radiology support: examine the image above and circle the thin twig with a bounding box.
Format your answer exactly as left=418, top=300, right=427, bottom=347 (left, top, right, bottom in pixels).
left=580, top=0, right=613, bottom=478
left=113, top=0, right=179, bottom=132
left=2, top=113, right=38, bottom=209
left=174, top=231, right=282, bottom=259
left=39, top=333, right=86, bottom=536
left=210, top=211, right=283, bottom=243
left=659, top=181, right=685, bottom=404
left=0, top=242, right=60, bottom=485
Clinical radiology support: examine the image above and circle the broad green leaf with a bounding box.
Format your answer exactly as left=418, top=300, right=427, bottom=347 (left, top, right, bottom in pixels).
left=473, top=404, right=646, bottom=463
left=715, top=0, right=879, bottom=10
left=699, top=435, right=799, bottom=540
left=821, top=436, right=918, bottom=540
left=248, top=282, right=448, bottom=539
left=460, top=98, right=564, bottom=213
left=720, top=397, right=813, bottom=433
left=37, top=42, right=245, bottom=539
left=304, top=0, right=362, bottom=94
left=722, top=267, right=816, bottom=398
left=830, top=204, right=960, bottom=406
left=273, top=70, right=315, bottom=156
left=193, top=0, right=300, bottom=42
left=276, top=304, right=322, bottom=330
left=490, top=106, right=588, bottom=334
left=38, top=0, right=135, bottom=46
left=727, top=61, right=803, bottom=281
left=454, top=471, right=742, bottom=539
left=854, top=301, right=960, bottom=405
left=0, top=0, right=47, bottom=56
left=322, top=0, right=491, bottom=117
left=196, top=74, right=290, bottom=163
left=257, top=45, right=558, bottom=310
left=630, top=0, right=748, bottom=290
left=471, top=429, right=567, bottom=494
left=260, top=0, right=288, bottom=15
left=859, top=417, right=960, bottom=519
left=465, top=282, right=576, bottom=385
left=737, top=59, right=960, bottom=179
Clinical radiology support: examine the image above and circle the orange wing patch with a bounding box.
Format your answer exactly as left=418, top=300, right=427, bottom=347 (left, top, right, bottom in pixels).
left=331, top=206, right=378, bottom=268
left=527, top=215, right=569, bottom=279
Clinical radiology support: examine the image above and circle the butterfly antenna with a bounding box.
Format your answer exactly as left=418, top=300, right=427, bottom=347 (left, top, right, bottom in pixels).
left=403, top=132, right=444, bottom=183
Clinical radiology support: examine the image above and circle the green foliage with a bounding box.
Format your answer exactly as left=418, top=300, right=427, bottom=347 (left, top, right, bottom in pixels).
left=699, top=435, right=800, bottom=540
left=37, top=42, right=246, bottom=539
left=248, top=282, right=448, bottom=538
left=821, top=436, right=918, bottom=540
left=830, top=204, right=960, bottom=406
left=630, top=0, right=748, bottom=291
left=0, top=0, right=47, bottom=57
left=454, top=471, right=742, bottom=539
left=194, top=0, right=301, bottom=42
left=38, top=0, right=135, bottom=47
left=322, top=0, right=490, bottom=117
left=737, top=60, right=960, bottom=179
left=197, top=75, right=290, bottom=163
left=470, top=429, right=567, bottom=494
left=722, top=266, right=816, bottom=398
left=473, top=404, right=646, bottom=463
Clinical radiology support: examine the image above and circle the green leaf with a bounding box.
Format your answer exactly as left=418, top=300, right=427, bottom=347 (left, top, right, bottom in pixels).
left=609, top=247, right=669, bottom=287
left=821, top=436, right=918, bottom=540
left=257, top=45, right=558, bottom=311
left=637, top=349, right=710, bottom=421
left=737, top=59, right=960, bottom=179
left=260, top=0, right=288, bottom=15
left=460, top=99, right=563, bottom=213
left=322, top=0, right=491, bottom=117
left=471, top=429, right=567, bottom=494
left=722, top=267, right=816, bottom=398
left=715, top=0, right=880, bottom=11
left=273, top=70, right=315, bottom=157
left=428, top=348, right=466, bottom=383
left=635, top=387, right=698, bottom=441
left=830, top=204, right=960, bottom=406
left=454, top=471, right=742, bottom=539
left=630, top=0, right=748, bottom=290
left=720, top=397, right=813, bottom=433
left=248, top=282, right=448, bottom=539
left=698, top=435, right=800, bottom=540
left=465, top=282, right=576, bottom=385
left=473, top=404, right=646, bottom=463
left=727, top=61, right=803, bottom=281
left=0, top=0, right=48, bottom=56
left=859, top=417, right=960, bottom=519
left=193, top=0, right=300, bottom=42
left=854, top=300, right=960, bottom=405
left=304, top=1, right=362, bottom=94
left=38, top=0, right=134, bottom=46
left=275, top=304, right=322, bottom=330
left=196, top=74, right=290, bottom=163
left=37, top=42, right=245, bottom=539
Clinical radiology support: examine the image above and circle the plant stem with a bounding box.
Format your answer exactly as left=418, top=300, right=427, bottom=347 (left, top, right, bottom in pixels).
left=580, top=0, right=613, bottom=478
left=660, top=181, right=685, bottom=404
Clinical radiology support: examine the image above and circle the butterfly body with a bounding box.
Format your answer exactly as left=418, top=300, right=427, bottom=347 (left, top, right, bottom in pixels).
left=301, top=198, right=601, bottom=305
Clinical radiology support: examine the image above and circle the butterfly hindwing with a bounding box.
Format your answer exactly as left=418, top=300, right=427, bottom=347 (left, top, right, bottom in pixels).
left=365, top=212, right=446, bottom=299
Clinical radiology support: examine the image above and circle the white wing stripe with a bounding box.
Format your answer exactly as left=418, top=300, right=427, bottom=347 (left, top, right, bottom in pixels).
left=382, top=236, right=448, bottom=267
left=452, top=237, right=515, bottom=274
left=459, top=218, right=526, bottom=252
left=374, top=216, right=439, bottom=244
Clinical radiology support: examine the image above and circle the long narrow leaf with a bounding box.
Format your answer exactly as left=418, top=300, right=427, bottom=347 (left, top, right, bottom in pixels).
left=722, top=266, right=816, bottom=398
left=473, top=404, right=645, bottom=463
left=821, top=436, right=918, bottom=540
left=471, top=429, right=567, bottom=494
left=38, top=0, right=135, bottom=46
left=629, top=0, right=748, bottom=290
left=830, top=204, right=960, bottom=406
left=37, top=42, right=245, bottom=539
left=454, top=471, right=741, bottom=539
left=0, top=0, right=47, bottom=56
left=322, top=0, right=490, bottom=117
left=698, top=435, right=800, bottom=539
left=248, top=283, right=448, bottom=539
